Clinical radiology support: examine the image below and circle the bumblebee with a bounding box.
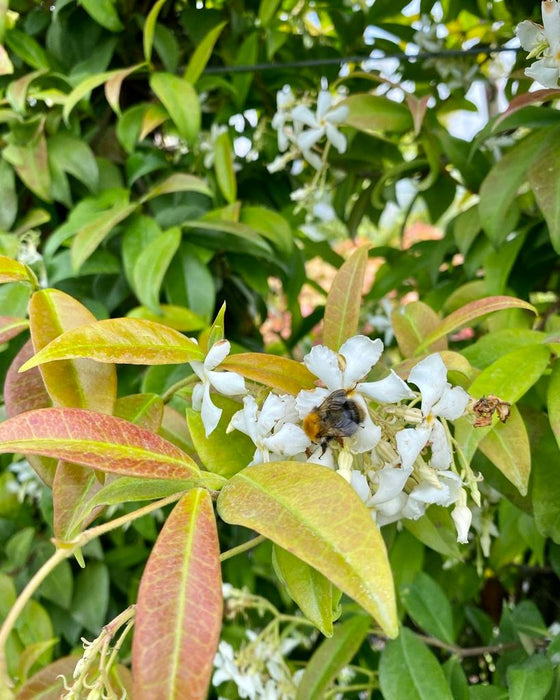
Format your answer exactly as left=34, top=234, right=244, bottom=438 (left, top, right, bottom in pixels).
left=303, top=389, right=366, bottom=455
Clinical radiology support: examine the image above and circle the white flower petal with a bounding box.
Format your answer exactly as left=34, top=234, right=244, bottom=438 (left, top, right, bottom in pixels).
left=543, top=0, right=560, bottom=49
left=325, top=122, right=347, bottom=153
left=432, top=385, right=470, bottom=420
left=306, top=444, right=336, bottom=468
left=291, top=104, right=318, bottom=128
left=408, top=353, right=448, bottom=416
left=190, top=359, right=205, bottom=382
left=316, top=90, right=333, bottom=120
left=350, top=470, right=371, bottom=502
left=369, top=465, right=412, bottom=505
left=525, top=58, right=560, bottom=87
left=396, top=427, right=431, bottom=470
left=452, top=503, right=472, bottom=543
left=297, top=127, right=325, bottom=151
left=229, top=395, right=259, bottom=443
left=277, top=86, right=295, bottom=110
left=302, top=148, right=323, bottom=170
left=410, top=470, right=461, bottom=507
left=429, top=419, right=452, bottom=470
left=326, top=104, right=349, bottom=124
left=259, top=393, right=289, bottom=434
left=375, top=492, right=409, bottom=524
left=262, top=423, right=311, bottom=456
left=205, top=339, right=231, bottom=370
left=295, top=387, right=329, bottom=419
left=348, top=412, right=381, bottom=453
left=192, top=381, right=204, bottom=411
left=201, top=382, right=222, bottom=437
left=359, top=370, right=415, bottom=403
left=515, top=19, right=542, bottom=50
left=339, top=335, right=383, bottom=387
left=400, top=497, right=426, bottom=521
left=207, top=369, right=246, bottom=397
left=303, top=344, right=343, bottom=389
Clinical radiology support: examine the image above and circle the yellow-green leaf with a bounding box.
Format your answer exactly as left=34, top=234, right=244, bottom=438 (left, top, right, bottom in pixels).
left=221, top=353, right=316, bottom=395
left=217, top=462, right=398, bottom=637
left=183, top=21, right=227, bottom=84
left=150, top=72, right=200, bottom=143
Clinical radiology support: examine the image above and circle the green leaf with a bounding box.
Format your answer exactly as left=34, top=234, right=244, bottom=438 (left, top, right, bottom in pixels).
left=132, top=490, right=222, bottom=699
left=133, top=227, right=181, bottom=313
left=507, top=655, right=554, bottom=700
left=479, top=128, right=551, bottom=245
left=548, top=361, right=560, bottom=452
left=79, top=0, right=123, bottom=32
left=240, top=206, right=293, bottom=257
left=0, top=159, right=17, bottom=230
left=342, top=94, right=413, bottom=133
left=140, top=172, right=211, bottom=202
left=400, top=572, right=455, bottom=644
left=126, top=305, right=205, bottom=332
left=214, top=130, right=237, bottom=203
left=143, top=0, right=168, bottom=64
left=217, top=462, right=398, bottom=637
left=183, top=21, right=227, bottom=84
left=104, top=63, right=145, bottom=115
left=258, top=0, right=282, bottom=26
left=150, top=72, right=200, bottom=143
left=232, top=33, right=258, bottom=108
left=528, top=134, right=560, bottom=252
left=72, top=562, right=109, bottom=633
left=295, top=616, right=370, bottom=699
left=63, top=70, right=122, bottom=124
left=3, top=123, right=51, bottom=202
left=19, top=317, right=203, bottom=369
left=462, top=329, right=545, bottom=369
left=187, top=395, right=254, bottom=477
left=404, top=506, right=462, bottom=559
left=273, top=545, right=338, bottom=637
left=379, top=628, right=453, bottom=700
left=38, top=558, right=73, bottom=610
left=4, top=28, right=49, bottom=69
left=417, top=296, right=537, bottom=353
left=323, top=245, right=368, bottom=351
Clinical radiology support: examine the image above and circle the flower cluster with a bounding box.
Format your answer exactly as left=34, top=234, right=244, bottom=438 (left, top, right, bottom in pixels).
left=191, top=333, right=480, bottom=543
left=268, top=84, right=349, bottom=173
left=517, top=0, right=560, bottom=88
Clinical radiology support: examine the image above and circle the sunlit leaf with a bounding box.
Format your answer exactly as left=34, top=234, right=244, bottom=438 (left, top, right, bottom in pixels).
left=342, top=94, right=413, bottom=133
left=392, top=301, right=447, bottom=358
left=127, top=304, right=205, bottom=332
left=0, top=316, right=28, bottom=343
left=217, top=462, right=398, bottom=637
left=184, top=21, right=227, bottom=84
left=133, top=489, right=222, bottom=699
left=214, top=130, right=237, bottom=203
left=221, top=353, right=316, bottom=395
left=150, top=72, right=200, bottom=143
left=143, top=0, right=167, bottom=64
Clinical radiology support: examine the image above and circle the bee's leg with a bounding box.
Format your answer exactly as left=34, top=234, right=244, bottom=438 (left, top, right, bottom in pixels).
left=320, top=440, right=329, bottom=456
left=335, top=437, right=345, bottom=448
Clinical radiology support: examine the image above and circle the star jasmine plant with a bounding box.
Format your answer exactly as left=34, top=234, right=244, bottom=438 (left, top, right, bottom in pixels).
left=516, top=0, right=560, bottom=88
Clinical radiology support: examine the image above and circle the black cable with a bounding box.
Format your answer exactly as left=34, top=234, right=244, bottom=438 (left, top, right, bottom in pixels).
left=203, top=45, right=522, bottom=75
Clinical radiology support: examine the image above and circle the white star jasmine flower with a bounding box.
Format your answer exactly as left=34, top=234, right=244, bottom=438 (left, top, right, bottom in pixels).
left=396, top=353, right=470, bottom=470
left=228, top=394, right=310, bottom=465
left=451, top=489, right=472, bottom=543
left=516, top=1, right=560, bottom=88
left=190, top=339, right=246, bottom=437
left=271, top=86, right=297, bottom=152
left=291, top=89, right=349, bottom=168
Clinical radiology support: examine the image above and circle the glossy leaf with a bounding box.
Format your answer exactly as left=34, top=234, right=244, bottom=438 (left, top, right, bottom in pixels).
left=528, top=132, right=560, bottom=253
left=240, top=206, right=293, bottom=256
left=273, top=545, right=337, bottom=637
left=133, top=489, right=222, bottom=699
left=0, top=316, right=28, bottom=343
left=140, top=172, right=211, bottom=202
left=133, top=227, right=181, bottom=313
left=221, top=353, right=316, bottom=394
left=400, top=572, right=455, bottom=644
left=0, top=407, right=200, bottom=480
left=295, top=616, right=370, bottom=700
left=548, top=361, right=560, bottom=451
left=52, top=460, right=104, bottom=540
left=391, top=301, right=448, bottom=358
left=16, top=655, right=80, bottom=700
left=342, top=94, right=413, bottom=133
left=478, top=406, right=531, bottom=496
left=80, top=0, right=123, bottom=32
left=217, top=462, right=398, bottom=637
left=127, top=304, right=205, bottom=332
left=214, top=130, right=237, bottom=203
left=0, top=255, right=36, bottom=285
left=114, top=393, right=164, bottom=432
left=379, top=628, right=453, bottom=700
left=404, top=507, right=462, bottom=559
left=104, top=63, right=144, bottom=115
left=143, top=0, right=167, bottom=64
left=28, top=289, right=117, bottom=414
left=150, top=72, right=200, bottom=143
left=63, top=70, right=123, bottom=124
left=184, top=22, right=227, bottom=84
left=19, top=317, right=203, bottom=370
left=323, top=245, right=368, bottom=351
left=187, top=395, right=254, bottom=477
left=417, top=296, right=537, bottom=352
left=3, top=126, right=51, bottom=202
left=0, top=158, right=17, bottom=229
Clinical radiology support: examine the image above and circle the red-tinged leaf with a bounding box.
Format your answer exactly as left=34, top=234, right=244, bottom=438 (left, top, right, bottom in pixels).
left=4, top=340, right=55, bottom=485
left=391, top=301, right=447, bottom=358
left=0, top=316, right=28, bottom=343
left=323, top=245, right=368, bottom=351
left=19, top=317, right=204, bottom=371
left=53, top=461, right=104, bottom=539
left=4, top=126, right=51, bottom=202
left=16, top=655, right=80, bottom=699
left=416, top=296, right=536, bottom=352
left=0, top=255, right=36, bottom=284
left=217, top=462, right=398, bottom=637
left=406, top=94, right=430, bottom=135
left=133, top=489, right=222, bottom=700
left=104, top=63, right=144, bottom=115
left=28, top=289, right=117, bottom=414
left=114, top=394, right=164, bottom=432
left=495, top=89, right=560, bottom=128
left=528, top=132, right=560, bottom=253
left=221, top=353, right=316, bottom=395
left=0, top=408, right=200, bottom=480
